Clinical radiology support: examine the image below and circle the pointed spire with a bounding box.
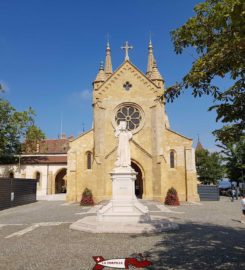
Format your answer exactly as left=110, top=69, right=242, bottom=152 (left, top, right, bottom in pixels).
left=94, top=61, right=106, bottom=82
left=151, top=60, right=163, bottom=81
left=104, top=40, right=113, bottom=77
left=93, top=61, right=106, bottom=90
left=196, top=135, right=204, bottom=151
left=146, top=39, right=155, bottom=78
left=150, top=60, right=164, bottom=88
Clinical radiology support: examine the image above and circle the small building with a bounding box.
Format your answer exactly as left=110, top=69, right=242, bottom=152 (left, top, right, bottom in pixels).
left=0, top=137, right=69, bottom=196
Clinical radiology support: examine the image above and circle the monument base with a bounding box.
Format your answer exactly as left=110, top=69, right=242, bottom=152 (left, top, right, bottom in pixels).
left=97, top=200, right=150, bottom=222
left=70, top=167, right=178, bottom=233
left=97, top=167, right=150, bottom=222
left=70, top=215, right=178, bottom=233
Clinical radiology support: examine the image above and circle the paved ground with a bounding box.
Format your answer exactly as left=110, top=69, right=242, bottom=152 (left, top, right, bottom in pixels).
left=0, top=197, right=244, bottom=270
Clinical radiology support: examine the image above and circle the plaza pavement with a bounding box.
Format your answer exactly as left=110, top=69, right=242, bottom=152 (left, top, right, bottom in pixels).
left=0, top=197, right=244, bottom=270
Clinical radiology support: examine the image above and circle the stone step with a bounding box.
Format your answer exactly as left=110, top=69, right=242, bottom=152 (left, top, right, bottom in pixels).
left=37, top=194, right=66, bottom=201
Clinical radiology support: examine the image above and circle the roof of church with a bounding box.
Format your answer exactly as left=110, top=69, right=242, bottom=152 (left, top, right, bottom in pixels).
left=166, top=128, right=192, bottom=141
left=94, top=41, right=164, bottom=90
left=69, top=129, right=93, bottom=143
left=94, top=60, right=162, bottom=93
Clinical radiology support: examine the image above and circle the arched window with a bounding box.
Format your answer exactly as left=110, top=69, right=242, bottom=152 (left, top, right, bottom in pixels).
left=9, top=171, right=14, bottom=178
left=170, top=151, right=175, bottom=168
left=86, top=152, right=92, bottom=170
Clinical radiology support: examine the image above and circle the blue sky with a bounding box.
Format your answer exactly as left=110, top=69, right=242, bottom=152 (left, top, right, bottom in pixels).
left=0, top=0, right=229, bottom=151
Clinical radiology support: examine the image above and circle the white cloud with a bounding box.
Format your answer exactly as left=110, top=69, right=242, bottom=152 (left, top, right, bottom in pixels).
left=79, top=89, right=92, bottom=100
left=69, top=89, right=92, bottom=103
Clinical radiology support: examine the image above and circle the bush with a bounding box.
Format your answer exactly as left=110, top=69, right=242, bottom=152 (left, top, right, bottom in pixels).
left=164, top=187, right=180, bottom=206
left=80, top=188, right=94, bottom=206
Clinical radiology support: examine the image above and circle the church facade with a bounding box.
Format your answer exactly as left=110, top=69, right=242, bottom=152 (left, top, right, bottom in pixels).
left=67, top=41, right=199, bottom=203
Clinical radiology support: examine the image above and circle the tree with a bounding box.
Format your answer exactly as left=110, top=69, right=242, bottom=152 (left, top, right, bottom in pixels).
left=165, top=0, right=244, bottom=144
left=22, top=125, right=45, bottom=153
left=0, top=89, right=45, bottom=162
left=196, top=148, right=224, bottom=184
left=220, top=136, right=245, bottom=183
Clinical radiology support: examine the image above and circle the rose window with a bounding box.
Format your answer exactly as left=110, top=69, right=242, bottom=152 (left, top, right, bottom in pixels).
left=115, top=105, right=142, bottom=131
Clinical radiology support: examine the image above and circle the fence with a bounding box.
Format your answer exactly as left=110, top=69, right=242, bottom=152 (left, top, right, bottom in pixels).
left=198, top=184, right=220, bottom=201
left=0, top=178, right=37, bottom=210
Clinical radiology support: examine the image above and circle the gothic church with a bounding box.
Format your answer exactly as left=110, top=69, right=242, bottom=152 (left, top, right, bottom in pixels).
left=67, top=41, right=199, bottom=202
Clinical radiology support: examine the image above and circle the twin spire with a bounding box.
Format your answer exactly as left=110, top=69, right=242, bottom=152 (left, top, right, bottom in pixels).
left=146, top=39, right=154, bottom=77
left=105, top=41, right=113, bottom=77
left=94, top=40, right=163, bottom=86
left=94, top=41, right=112, bottom=84
left=146, top=39, right=163, bottom=82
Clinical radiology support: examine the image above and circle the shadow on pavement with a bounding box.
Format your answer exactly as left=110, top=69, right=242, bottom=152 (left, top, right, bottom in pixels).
left=130, top=222, right=245, bottom=270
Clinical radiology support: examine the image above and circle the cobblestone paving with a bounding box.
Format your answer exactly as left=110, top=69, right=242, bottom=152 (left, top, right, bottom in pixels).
left=0, top=197, right=244, bottom=270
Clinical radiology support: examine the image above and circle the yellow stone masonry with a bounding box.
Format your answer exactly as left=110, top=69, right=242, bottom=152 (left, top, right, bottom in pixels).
left=67, top=50, right=199, bottom=203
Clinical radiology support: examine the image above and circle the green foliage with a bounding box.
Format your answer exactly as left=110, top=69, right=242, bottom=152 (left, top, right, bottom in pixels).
left=219, top=136, right=245, bottom=183
left=0, top=92, right=45, bottom=161
left=25, top=125, right=45, bottom=142
left=164, top=187, right=180, bottom=206
left=82, top=187, right=93, bottom=197
left=165, top=0, right=245, bottom=144
left=22, top=125, right=46, bottom=153
left=196, top=148, right=224, bottom=184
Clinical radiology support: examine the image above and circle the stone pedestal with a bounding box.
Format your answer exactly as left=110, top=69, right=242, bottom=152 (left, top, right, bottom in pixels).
left=97, top=167, right=150, bottom=222
left=70, top=166, right=178, bottom=233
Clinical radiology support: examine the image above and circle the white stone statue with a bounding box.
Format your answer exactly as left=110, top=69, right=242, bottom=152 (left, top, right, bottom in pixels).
left=115, top=121, right=132, bottom=167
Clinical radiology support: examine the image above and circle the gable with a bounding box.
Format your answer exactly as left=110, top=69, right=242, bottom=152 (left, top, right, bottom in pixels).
left=69, top=129, right=94, bottom=150
left=165, top=128, right=192, bottom=142
left=93, top=61, right=163, bottom=103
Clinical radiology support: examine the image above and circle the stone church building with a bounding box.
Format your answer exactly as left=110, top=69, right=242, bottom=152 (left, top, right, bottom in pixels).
left=67, top=41, right=199, bottom=203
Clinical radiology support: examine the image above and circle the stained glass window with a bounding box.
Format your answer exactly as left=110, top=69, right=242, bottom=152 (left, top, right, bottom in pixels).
left=115, top=105, right=142, bottom=131
left=123, top=81, right=132, bottom=91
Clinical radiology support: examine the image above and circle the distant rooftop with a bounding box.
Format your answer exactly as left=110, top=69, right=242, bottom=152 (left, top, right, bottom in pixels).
left=38, top=138, right=69, bottom=154
left=23, top=134, right=74, bottom=155
left=20, top=155, right=67, bottom=164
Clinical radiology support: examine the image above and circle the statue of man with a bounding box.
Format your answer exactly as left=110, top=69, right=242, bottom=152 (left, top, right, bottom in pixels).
left=115, top=121, right=132, bottom=167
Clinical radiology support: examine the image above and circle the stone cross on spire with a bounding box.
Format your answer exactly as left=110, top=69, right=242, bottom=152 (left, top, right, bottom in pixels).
left=121, top=41, right=133, bottom=61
